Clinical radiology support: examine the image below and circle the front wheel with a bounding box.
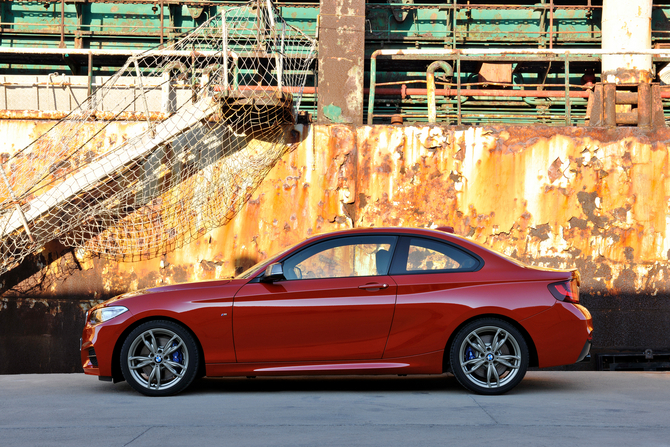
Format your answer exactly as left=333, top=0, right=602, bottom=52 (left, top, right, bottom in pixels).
left=120, top=320, right=199, bottom=396
left=450, top=318, right=529, bottom=395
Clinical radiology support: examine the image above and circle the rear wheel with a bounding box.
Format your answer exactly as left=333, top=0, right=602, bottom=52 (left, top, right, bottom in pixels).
left=450, top=318, right=528, bottom=395
left=120, top=320, right=199, bottom=396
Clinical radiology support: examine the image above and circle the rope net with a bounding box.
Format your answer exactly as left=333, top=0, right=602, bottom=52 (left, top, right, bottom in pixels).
left=0, top=0, right=317, bottom=275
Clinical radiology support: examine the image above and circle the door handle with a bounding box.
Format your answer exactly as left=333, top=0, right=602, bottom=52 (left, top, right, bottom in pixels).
left=358, top=283, right=388, bottom=290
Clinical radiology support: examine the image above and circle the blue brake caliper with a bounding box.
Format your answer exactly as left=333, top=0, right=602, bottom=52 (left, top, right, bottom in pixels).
left=171, top=341, right=183, bottom=364
left=465, top=347, right=476, bottom=361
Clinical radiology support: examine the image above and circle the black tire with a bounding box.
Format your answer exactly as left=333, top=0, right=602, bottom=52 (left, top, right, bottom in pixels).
left=450, top=318, right=529, bottom=395
left=120, top=320, right=199, bottom=396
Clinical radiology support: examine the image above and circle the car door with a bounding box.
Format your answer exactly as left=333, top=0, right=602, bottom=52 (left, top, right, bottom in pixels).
left=383, top=236, right=485, bottom=358
left=233, top=235, right=398, bottom=363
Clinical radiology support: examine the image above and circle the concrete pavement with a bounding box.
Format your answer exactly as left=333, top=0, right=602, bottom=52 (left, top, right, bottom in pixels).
left=1, top=371, right=669, bottom=446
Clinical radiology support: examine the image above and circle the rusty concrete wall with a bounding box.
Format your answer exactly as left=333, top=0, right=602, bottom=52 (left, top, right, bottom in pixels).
left=2, top=120, right=670, bottom=373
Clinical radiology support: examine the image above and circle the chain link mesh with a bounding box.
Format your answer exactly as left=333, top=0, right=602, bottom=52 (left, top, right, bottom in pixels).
left=0, top=0, right=316, bottom=274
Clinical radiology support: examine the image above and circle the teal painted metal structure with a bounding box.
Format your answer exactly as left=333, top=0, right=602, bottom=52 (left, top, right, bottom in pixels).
left=2, top=1, right=670, bottom=125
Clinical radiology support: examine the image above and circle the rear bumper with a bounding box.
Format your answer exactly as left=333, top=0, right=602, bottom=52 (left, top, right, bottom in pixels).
left=577, top=339, right=592, bottom=363
left=523, top=301, right=593, bottom=368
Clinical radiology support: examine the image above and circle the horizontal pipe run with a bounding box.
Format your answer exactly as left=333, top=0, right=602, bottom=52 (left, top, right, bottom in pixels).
left=0, top=110, right=170, bottom=120
left=0, top=47, right=230, bottom=58
left=371, top=48, right=670, bottom=57
left=374, top=87, right=592, bottom=99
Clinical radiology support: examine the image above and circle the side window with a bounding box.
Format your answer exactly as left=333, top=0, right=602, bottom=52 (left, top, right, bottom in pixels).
left=401, top=237, right=479, bottom=273
left=283, top=236, right=397, bottom=280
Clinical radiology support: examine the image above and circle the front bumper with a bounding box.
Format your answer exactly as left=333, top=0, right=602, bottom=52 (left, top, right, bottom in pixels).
left=81, top=311, right=134, bottom=377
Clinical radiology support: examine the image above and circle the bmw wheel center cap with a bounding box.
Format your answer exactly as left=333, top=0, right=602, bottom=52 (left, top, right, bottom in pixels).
left=487, top=353, right=494, bottom=361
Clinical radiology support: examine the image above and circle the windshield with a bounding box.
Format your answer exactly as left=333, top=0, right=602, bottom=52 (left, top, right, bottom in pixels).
left=235, top=241, right=302, bottom=279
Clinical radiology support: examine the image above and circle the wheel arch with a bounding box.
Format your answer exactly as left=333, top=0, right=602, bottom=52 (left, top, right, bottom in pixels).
left=111, top=316, right=206, bottom=383
left=441, top=313, right=539, bottom=372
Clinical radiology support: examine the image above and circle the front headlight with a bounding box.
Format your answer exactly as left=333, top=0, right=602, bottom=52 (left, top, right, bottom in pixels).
left=88, top=306, right=129, bottom=326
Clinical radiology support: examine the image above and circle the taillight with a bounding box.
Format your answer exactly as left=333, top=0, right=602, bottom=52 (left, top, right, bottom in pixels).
left=548, top=280, right=579, bottom=304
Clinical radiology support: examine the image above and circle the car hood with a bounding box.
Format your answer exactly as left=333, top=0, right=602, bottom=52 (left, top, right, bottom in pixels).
left=103, top=279, right=234, bottom=306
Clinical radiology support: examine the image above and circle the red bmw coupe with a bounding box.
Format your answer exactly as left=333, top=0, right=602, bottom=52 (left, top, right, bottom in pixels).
left=81, top=227, right=592, bottom=396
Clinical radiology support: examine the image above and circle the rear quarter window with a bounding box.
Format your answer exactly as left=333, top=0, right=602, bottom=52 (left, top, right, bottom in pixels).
left=391, top=237, right=482, bottom=274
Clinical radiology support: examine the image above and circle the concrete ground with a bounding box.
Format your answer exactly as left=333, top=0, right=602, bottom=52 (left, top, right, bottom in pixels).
left=1, top=371, right=669, bottom=446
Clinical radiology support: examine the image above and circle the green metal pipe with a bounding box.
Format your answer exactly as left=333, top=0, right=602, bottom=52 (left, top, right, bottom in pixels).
left=367, top=51, right=378, bottom=125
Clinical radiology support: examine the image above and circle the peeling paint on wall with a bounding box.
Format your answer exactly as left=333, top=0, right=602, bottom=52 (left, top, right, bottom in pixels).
left=3, top=121, right=670, bottom=372
left=357, top=125, right=670, bottom=298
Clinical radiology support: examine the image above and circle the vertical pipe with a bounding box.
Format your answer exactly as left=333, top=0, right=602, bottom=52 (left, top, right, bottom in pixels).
left=549, top=0, right=553, bottom=50
left=453, top=0, right=457, bottom=49
left=160, top=0, right=164, bottom=47
left=427, top=70, right=436, bottom=123
left=87, top=51, right=92, bottom=98
left=444, top=0, right=452, bottom=48
left=427, top=61, right=453, bottom=124
left=638, top=81, right=651, bottom=127
left=279, top=21, right=285, bottom=94
left=74, top=2, right=83, bottom=49
left=265, top=0, right=281, bottom=91
left=602, top=0, right=653, bottom=84
left=367, top=52, right=378, bottom=125
left=222, top=9, right=229, bottom=94
left=456, top=57, right=461, bottom=125
left=233, top=55, right=239, bottom=91
left=564, top=55, right=570, bottom=125
left=59, top=0, right=65, bottom=48
left=539, top=0, right=546, bottom=48
left=604, top=82, right=616, bottom=127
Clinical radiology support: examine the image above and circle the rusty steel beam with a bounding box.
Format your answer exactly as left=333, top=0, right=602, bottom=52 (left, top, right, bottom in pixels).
left=638, top=82, right=652, bottom=128
left=603, top=83, right=617, bottom=127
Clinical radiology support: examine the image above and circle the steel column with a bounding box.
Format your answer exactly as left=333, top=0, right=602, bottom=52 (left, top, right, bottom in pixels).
left=317, top=0, right=366, bottom=124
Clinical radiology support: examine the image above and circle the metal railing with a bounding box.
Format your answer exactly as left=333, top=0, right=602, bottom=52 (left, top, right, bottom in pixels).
left=367, top=48, right=670, bottom=126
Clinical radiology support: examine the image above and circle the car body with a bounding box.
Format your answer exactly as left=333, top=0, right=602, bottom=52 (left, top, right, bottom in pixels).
left=81, top=227, right=592, bottom=396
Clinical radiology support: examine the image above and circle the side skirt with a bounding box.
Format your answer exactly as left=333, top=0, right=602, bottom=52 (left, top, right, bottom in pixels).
left=205, top=350, right=444, bottom=377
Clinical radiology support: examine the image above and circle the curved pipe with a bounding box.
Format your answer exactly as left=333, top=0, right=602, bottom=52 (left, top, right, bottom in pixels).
left=427, top=61, right=453, bottom=123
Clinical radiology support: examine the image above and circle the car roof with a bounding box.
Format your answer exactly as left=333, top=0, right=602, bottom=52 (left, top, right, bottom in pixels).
left=297, top=227, right=482, bottom=254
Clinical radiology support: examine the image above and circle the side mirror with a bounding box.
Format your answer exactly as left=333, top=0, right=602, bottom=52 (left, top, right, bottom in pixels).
left=260, top=262, right=286, bottom=283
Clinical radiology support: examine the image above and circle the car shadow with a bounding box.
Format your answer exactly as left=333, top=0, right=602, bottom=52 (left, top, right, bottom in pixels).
left=88, top=372, right=580, bottom=396
left=186, top=374, right=460, bottom=394
left=186, top=372, right=579, bottom=395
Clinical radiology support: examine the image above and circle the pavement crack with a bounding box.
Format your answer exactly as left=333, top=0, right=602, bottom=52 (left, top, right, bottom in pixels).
left=470, top=396, right=499, bottom=424
left=124, top=427, right=154, bottom=446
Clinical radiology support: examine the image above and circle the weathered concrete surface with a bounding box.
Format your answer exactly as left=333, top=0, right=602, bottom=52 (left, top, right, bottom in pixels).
left=1, top=372, right=670, bottom=446
left=2, top=122, right=670, bottom=373
left=317, top=0, right=366, bottom=124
